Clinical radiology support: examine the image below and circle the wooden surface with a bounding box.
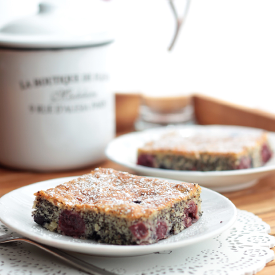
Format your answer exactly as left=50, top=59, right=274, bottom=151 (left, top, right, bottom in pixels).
left=1, top=93, right=275, bottom=274
left=115, top=93, right=141, bottom=132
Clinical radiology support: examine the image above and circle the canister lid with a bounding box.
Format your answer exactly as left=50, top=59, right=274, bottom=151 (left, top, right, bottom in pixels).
left=0, top=1, right=113, bottom=49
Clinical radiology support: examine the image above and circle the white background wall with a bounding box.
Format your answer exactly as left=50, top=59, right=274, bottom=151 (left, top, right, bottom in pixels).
left=108, top=0, right=275, bottom=114
left=0, top=0, right=38, bottom=27
left=1, top=0, right=275, bottom=113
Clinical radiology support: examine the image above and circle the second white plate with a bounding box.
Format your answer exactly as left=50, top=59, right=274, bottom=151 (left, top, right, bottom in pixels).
left=106, top=125, right=275, bottom=192
left=0, top=176, right=236, bottom=256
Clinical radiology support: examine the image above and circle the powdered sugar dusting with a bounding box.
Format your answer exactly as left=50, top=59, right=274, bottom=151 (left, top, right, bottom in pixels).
left=41, top=168, right=199, bottom=219
left=140, top=131, right=267, bottom=154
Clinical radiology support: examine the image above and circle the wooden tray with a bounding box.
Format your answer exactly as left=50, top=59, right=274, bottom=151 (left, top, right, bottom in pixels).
left=115, top=92, right=275, bottom=132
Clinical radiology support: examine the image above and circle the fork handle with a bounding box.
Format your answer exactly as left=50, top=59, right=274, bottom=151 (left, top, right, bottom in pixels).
left=5, top=237, right=116, bottom=275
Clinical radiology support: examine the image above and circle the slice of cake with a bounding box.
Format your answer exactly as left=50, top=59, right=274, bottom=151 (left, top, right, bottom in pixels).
left=32, top=168, right=202, bottom=245
left=137, top=130, right=273, bottom=171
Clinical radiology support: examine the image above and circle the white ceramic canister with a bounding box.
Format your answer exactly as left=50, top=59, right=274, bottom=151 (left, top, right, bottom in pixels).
left=0, top=2, right=115, bottom=171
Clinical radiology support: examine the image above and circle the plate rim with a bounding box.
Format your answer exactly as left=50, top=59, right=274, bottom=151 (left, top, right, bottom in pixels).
left=0, top=176, right=237, bottom=256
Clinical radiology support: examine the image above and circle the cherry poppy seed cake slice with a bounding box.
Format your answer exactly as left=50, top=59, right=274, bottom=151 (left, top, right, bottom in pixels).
left=32, top=168, right=202, bottom=245
left=137, top=130, right=273, bottom=171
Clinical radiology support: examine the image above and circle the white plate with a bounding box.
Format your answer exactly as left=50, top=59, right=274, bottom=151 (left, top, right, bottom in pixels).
left=0, top=177, right=236, bottom=256
left=106, top=125, right=275, bottom=192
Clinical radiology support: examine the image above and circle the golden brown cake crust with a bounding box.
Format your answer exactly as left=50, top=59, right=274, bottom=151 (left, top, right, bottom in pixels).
left=138, top=131, right=270, bottom=157
left=34, top=168, right=201, bottom=220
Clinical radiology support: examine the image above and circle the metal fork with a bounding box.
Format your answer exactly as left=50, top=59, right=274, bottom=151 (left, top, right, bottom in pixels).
left=0, top=233, right=117, bottom=275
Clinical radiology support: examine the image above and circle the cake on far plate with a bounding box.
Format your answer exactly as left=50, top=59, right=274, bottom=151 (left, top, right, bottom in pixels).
left=32, top=168, right=202, bottom=245
left=137, top=130, right=273, bottom=171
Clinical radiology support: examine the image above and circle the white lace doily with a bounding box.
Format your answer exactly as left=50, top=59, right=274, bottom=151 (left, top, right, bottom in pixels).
left=0, top=209, right=274, bottom=275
